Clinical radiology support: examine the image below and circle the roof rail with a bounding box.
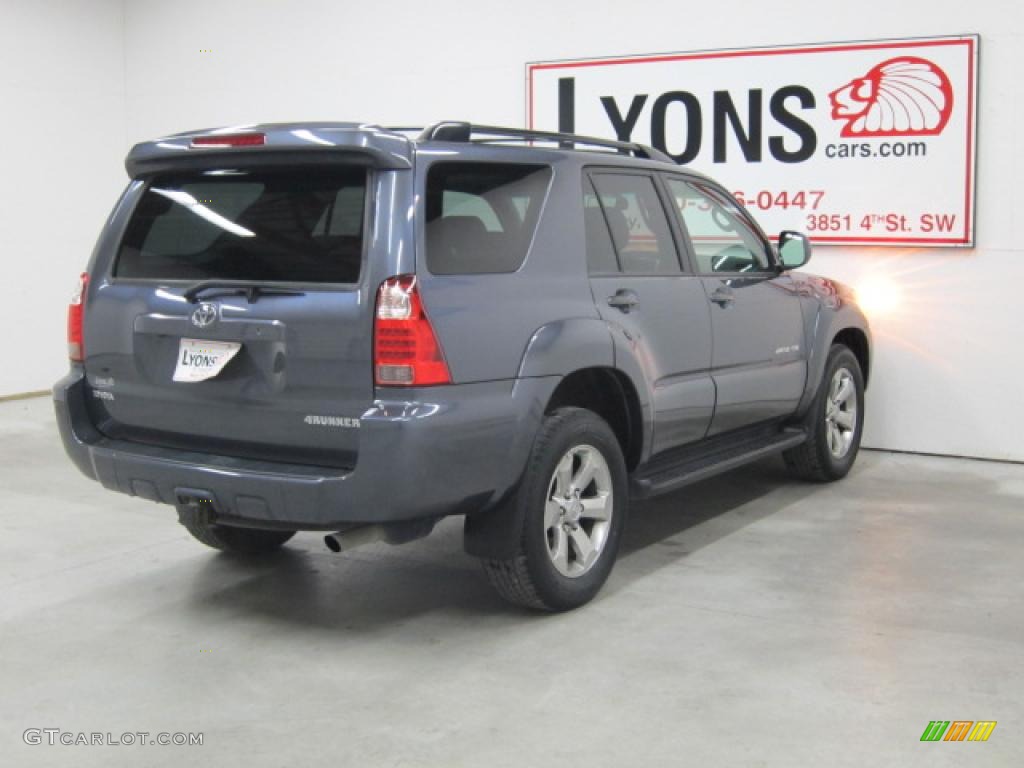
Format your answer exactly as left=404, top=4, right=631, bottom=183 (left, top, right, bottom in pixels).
left=415, top=121, right=674, bottom=163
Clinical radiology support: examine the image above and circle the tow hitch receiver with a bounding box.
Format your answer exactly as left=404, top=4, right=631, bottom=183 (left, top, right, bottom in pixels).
left=175, top=488, right=218, bottom=521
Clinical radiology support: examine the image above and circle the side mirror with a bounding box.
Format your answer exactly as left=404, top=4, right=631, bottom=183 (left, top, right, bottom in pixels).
left=777, top=230, right=811, bottom=270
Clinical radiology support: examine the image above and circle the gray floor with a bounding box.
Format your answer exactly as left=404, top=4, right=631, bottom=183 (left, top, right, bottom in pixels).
left=1, top=396, right=1022, bottom=767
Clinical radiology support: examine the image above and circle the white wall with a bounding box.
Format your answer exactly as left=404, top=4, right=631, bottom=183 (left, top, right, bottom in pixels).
left=8, top=0, right=1023, bottom=462
left=0, top=0, right=126, bottom=396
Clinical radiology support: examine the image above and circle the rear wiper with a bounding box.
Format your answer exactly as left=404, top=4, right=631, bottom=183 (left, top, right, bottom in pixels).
left=182, top=281, right=306, bottom=304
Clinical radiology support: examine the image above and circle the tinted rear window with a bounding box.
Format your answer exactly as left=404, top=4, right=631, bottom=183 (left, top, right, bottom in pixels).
left=589, top=173, right=680, bottom=275
left=115, top=168, right=366, bottom=283
left=425, top=162, right=551, bottom=275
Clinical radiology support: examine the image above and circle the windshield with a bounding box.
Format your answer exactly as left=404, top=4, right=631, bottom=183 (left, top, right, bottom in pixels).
left=115, top=167, right=366, bottom=284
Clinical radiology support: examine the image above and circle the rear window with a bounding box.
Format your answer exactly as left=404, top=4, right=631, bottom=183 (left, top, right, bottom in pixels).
left=425, top=162, right=551, bottom=275
left=115, top=168, right=366, bottom=283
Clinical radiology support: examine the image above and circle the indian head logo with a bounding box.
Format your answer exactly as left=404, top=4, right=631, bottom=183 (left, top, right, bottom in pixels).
left=829, top=57, right=953, bottom=137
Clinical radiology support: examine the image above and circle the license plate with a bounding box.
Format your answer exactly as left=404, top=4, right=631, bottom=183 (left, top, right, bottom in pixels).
left=173, top=338, right=241, bottom=383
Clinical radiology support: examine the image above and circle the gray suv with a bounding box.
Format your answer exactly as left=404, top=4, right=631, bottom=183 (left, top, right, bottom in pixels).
left=55, top=121, right=870, bottom=611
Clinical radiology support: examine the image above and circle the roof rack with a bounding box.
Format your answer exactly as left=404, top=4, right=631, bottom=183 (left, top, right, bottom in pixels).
left=412, top=121, right=673, bottom=163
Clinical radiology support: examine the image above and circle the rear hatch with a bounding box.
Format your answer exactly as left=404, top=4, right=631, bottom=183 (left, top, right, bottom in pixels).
left=84, top=150, right=385, bottom=469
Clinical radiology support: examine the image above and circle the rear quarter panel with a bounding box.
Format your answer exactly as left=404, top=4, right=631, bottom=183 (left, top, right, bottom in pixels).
left=413, top=147, right=602, bottom=384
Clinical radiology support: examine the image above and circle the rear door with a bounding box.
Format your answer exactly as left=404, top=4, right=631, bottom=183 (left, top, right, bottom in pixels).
left=663, top=176, right=806, bottom=436
left=585, top=170, right=714, bottom=454
left=84, top=166, right=376, bottom=468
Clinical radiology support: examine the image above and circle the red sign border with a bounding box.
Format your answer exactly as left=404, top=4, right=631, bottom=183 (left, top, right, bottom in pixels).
left=526, top=36, right=979, bottom=247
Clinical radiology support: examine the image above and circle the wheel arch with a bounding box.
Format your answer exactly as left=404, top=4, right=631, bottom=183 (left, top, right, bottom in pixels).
left=464, top=370, right=642, bottom=562
left=832, top=326, right=870, bottom=387
left=465, top=318, right=651, bottom=561
left=514, top=317, right=651, bottom=470
left=545, top=366, right=644, bottom=472
left=795, top=297, right=872, bottom=419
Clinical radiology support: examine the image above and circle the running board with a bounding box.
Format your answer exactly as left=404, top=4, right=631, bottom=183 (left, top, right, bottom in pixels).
left=630, top=428, right=807, bottom=499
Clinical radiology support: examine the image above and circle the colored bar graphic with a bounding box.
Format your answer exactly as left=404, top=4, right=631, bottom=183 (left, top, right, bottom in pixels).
left=921, top=720, right=996, bottom=742
left=944, top=721, right=973, bottom=741
left=921, top=721, right=949, bottom=741
left=967, top=722, right=996, bottom=742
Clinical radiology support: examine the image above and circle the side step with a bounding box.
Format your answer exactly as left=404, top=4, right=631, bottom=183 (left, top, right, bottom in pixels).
left=630, top=427, right=807, bottom=499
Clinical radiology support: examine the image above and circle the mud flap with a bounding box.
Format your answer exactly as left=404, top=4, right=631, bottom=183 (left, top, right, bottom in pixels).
left=462, top=490, right=525, bottom=561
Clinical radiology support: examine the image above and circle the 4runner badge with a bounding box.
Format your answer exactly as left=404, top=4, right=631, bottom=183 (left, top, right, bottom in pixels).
left=304, top=415, right=361, bottom=429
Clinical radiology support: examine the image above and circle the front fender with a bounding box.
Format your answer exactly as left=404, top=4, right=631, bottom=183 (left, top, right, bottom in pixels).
left=793, top=274, right=872, bottom=417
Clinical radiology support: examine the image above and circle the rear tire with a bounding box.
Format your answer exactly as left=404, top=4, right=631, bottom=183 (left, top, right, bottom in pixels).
left=177, top=505, right=295, bottom=554
left=480, top=407, right=628, bottom=612
left=784, top=344, right=865, bottom=482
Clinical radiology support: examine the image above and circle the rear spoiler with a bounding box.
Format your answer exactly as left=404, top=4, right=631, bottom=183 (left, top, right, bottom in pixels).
left=125, top=123, right=413, bottom=178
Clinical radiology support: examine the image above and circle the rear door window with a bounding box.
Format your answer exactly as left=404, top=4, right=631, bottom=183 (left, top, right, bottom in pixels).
left=583, top=181, right=619, bottom=274
left=115, top=168, right=366, bottom=283
left=425, top=162, right=552, bottom=275
left=589, top=172, right=681, bottom=275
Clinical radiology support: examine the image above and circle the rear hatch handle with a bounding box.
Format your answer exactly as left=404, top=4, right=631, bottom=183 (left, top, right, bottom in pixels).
left=183, top=281, right=305, bottom=304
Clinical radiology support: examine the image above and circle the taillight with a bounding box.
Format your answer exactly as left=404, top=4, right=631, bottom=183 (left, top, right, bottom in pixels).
left=67, top=272, right=88, bottom=362
left=374, top=276, right=451, bottom=386
left=190, top=133, right=266, bottom=148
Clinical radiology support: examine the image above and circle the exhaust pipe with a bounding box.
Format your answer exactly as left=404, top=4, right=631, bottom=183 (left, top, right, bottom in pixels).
left=324, top=518, right=438, bottom=553
left=324, top=525, right=387, bottom=553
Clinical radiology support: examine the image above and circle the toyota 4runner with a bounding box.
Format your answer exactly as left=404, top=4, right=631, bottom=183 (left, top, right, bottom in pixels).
left=55, top=121, right=870, bottom=611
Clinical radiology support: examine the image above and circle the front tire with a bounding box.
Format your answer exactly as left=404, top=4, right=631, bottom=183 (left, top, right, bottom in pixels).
left=481, top=407, right=628, bottom=612
left=177, top=505, right=295, bottom=554
left=784, top=344, right=865, bottom=481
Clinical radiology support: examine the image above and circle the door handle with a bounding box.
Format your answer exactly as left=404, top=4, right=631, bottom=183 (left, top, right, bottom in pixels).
left=709, top=287, right=735, bottom=306
left=607, top=290, right=640, bottom=313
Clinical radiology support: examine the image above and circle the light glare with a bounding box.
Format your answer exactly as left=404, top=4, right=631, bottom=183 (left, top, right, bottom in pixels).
left=856, top=277, right=902, bottom=317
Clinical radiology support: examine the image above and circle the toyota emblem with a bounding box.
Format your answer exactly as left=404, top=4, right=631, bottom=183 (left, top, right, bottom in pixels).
left=191, top=303, right=218, bottom=328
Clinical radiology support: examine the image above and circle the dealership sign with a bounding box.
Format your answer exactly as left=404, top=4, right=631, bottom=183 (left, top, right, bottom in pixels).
left=528, top=36, right=978, bottom=246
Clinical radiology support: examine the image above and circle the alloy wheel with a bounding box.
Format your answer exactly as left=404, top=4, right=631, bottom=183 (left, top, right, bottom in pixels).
left=825, top=367, right=858, bottom=459
left=544, top=445, right=614, bottom=578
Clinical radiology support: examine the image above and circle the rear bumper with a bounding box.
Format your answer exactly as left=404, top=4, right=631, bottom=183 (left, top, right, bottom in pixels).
left=54, top=371, right=556, bottom=529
